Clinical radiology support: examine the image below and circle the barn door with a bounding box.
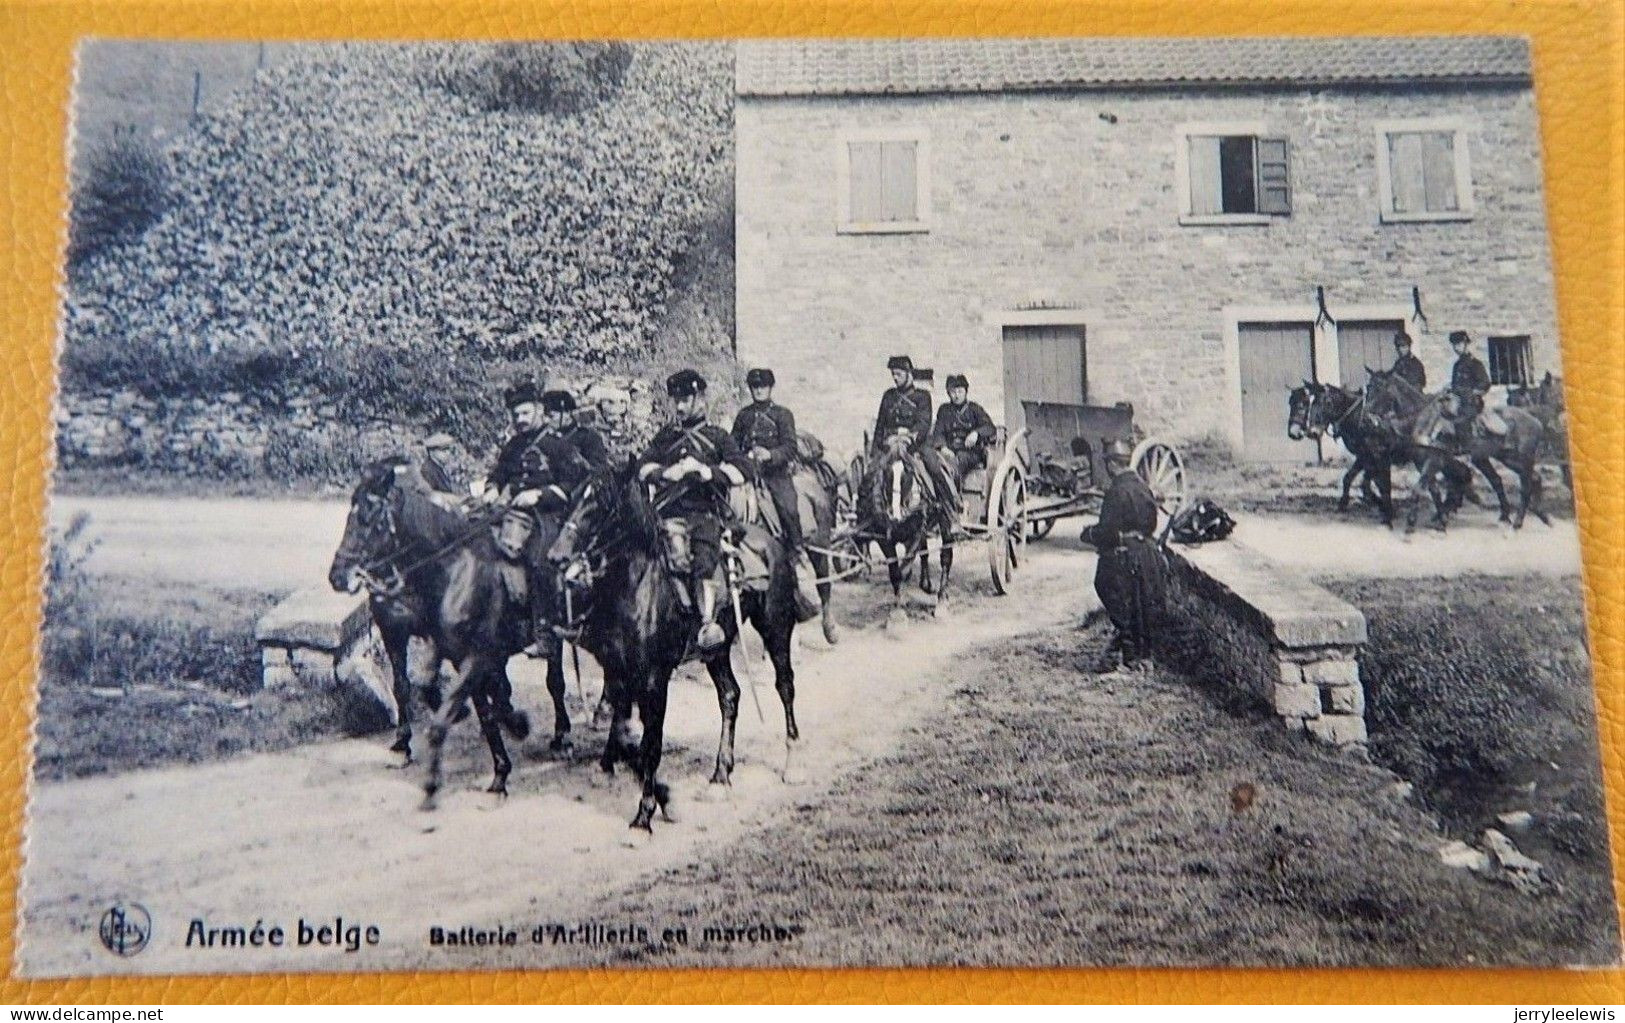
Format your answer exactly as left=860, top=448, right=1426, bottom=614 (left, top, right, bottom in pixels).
left=1238, top=320, right=1317, bottom=462
left=1001, top=323, right=1086, bottom=434
left=1337, top=319, right=1405, bottom=390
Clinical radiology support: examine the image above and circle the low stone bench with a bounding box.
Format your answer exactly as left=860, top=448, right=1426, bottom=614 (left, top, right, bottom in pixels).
left=254, top=587, right=392, bottom=711
left=1163, top=539, right=1368, bottom=746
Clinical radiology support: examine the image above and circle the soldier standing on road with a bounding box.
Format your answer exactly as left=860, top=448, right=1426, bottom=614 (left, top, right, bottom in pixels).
left=1080, top=438, right=1167, bottom=670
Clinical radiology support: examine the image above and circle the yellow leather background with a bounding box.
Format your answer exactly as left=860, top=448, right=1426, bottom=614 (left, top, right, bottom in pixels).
left=1, top=0, right=1621, bottom=1004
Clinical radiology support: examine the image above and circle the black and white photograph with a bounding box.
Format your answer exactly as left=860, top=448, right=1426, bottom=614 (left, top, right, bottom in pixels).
left=23, top=35, right=1616, bottom=975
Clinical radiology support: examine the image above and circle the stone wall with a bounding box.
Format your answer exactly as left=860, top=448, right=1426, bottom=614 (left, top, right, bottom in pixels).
left=1163, top=539, right=1369, bottom=746
left=737, top=82, right=1559, bottom=456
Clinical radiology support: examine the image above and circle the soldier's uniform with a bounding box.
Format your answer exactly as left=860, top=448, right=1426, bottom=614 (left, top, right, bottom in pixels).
left=732, top=368, right=802, bottom=549
left=488, top=386, right=594, bottom=646
left=418, top=433, right=461, bottom=497
left=929, top=375, right=997, bottom=481
left=1392, top=350, right=1427, bottom=392
left=1447, top=330, right=1505, bottom=437
left=871, top=355, right=959, bottom=513
left=638, top=370, right=749, bottom=649
left=1081, top=442, right=1167, bottom=667
left=552, top=396, right=610, bottom=474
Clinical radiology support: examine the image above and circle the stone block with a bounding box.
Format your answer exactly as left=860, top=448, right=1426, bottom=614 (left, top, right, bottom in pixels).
left=1273, top=680, right=1321, bottom=719
left=1305, top=714, right=1367, bottom=746
left=1275, top=656, right=1304, bottom=687
left=1302, top=656, right=1361, bottom=689
left=255, top=587, right=371, bottom=651
left=1323, top=683, right=1365, bottom=716
left=292, top=647, right=336, bottom=681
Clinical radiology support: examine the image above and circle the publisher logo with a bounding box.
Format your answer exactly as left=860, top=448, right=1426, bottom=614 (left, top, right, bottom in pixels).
left=99, top=903, right=151, bottom=957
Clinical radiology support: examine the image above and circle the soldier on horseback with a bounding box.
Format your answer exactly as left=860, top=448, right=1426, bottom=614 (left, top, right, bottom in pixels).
left=545, top=389, right=610, bottom=473
left=638, top=369, right=749, bottom=652
left=1390, top=330, right=1426, bottom=391
left=1080, top=437, right=1168, bottom=670
left=731, top=367, right=821, bottom=608
left=1447, top=329, right=1507, bottom=439
left=483, top=382, right=595, bottom=653
left=585, top=383, right=638, bottom=465
left=929, top=373, right=996, bottom=482
left=871, top=355, right=960, bottom=516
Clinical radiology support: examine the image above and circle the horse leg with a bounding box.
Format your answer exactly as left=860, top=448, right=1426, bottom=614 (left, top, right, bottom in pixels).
left=545, top=638, right=571, bottom=752
left=1405, top=457, right=1435, bottom=534
left=471, top=690, right=511, bottom=797
left=918, top=547, right=935, bottom=595
left=420, top=656, right=479, bottom=811
left=935, top=527, right=954, bottom=616
left=814, top=550, right=839, bottom=646
left=598, top=680, right=636, bottom=777
left=705, top=652, right=741, bottom=785
left=1338, top=462, right=1361, bottom=512
left=886, top=542, right=907, bottom=628
left=379, top=617, right=415, bottom=759
left=763, top=619, right=802, bottom=783
left=1473, top=455, right=1510, bottom=523
left=1510, top=457, right=1543, bottom=529
left=630, top=675, right=673, bottom=831
left=1376, top=463, right=1395, bottom=528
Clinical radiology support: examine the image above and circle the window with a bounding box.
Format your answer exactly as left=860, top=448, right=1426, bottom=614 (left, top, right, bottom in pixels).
left=1488, top=335, right=1533, bottom=386
left=1375, top=118, right=1474, bottom=222
left=838, top=131, right=929, bottom=233
left=1177, top=124, right=1291, bottom=224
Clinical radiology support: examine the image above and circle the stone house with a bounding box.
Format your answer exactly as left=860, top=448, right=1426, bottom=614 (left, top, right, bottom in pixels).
left=734, top=37, right=1559, bottom=461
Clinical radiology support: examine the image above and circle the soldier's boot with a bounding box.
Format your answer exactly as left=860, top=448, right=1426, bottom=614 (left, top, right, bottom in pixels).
left=696, top=580, right=726, bottom=652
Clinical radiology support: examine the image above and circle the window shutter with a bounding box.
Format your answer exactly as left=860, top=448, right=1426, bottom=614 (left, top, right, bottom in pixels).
left=1420, top=131, right=1459, bottom=212
left=1187, top=136, right=1223, bottom=215
left=848, top=141, right=883, bottom=223
left=880, top=140, right=918, bottom=222
left=1255, top=137, right=1292, bottom=215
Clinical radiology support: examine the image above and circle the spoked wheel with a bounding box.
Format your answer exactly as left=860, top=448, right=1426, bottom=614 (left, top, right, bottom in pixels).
left=987, top=461, right=1028, bottom=595
left=1130, top=438, right=1188, bottom=520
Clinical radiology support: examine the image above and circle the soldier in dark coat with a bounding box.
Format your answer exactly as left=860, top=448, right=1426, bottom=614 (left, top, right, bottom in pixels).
left=732, top=367, right=802, bottom=549
left=1446, top=329, right=1506, bottom=437
left=871, top=355, right=960, bottom=514
left=929, top=374, right=997, bottom=481
left=1079, top=438, right=1167, bottom=668
left=586, top=384, right=638, bottom=465
left=544, top=390, right=610, bottom=474
left=1390, top=331, right=1426, bottom=392
left=484, top=382, right=594, bottom=651
left=638, top=370, right=749, bottom=651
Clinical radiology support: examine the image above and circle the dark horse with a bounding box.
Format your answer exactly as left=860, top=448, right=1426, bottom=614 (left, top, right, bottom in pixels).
left=1287, top=380, right=1472, bottom=527
left=328, top=458, right=569, bottom=808
left=850, top=438, right=957, bottom=625
left=1508, top=371, right=1571, bottom=493
left=547, top=467, right=804, bottom=833
left=1365, top=370, right=1549, bottom=531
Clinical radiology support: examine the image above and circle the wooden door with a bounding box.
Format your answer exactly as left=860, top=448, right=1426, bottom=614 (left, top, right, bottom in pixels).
left=1337, top=319, right=1405, bottom=389
left=1238, top=320, right=1317, bottom=462
left=1001, top=324, right=1086, bottom=434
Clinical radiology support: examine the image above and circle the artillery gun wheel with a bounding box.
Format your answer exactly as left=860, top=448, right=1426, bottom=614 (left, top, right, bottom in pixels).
left=1130, top=438, right=1188, bottom=519
left=986, top=459, right=1028, bottom=595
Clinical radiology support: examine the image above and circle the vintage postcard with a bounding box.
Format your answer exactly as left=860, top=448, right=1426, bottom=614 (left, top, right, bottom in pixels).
left=18, top=34, right=1617, bottom=977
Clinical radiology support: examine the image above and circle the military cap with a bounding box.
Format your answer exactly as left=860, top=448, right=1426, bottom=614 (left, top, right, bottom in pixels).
left=666, top=369, right=707, bottom=398
left=423, top=432, right=456, bottom=450
left=945, top=374, right=969, bottom=390
left=886, top=355, right=914, bottom=372
left=1392, top=331, right=1413, bottom=347
left=1448, top=330, right=1472, bottom=346
left=1103, top=437, right=1135, bottom=463
left=503, top=381, right=542, bottom=410
left=745, top=368, right=776, bottom=388
left=541, top=389, right=576, bottom=413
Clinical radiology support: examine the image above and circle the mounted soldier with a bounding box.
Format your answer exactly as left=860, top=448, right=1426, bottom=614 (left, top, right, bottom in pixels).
left=545, top=389, right=610, bottom=473
left=416, top=432, right=462, bottom=500
left=731, top=367, right=821, bottom=611
left=1446, top=329, right=1507, bottom=439
left=1079, top=438, right=1167, bottom=670
left=586, top=383, right=638, bottom=465
left=484, top=382, right=595, bottom=653
left=870, top=355, right=959, bottom=515
left=929, top=373, right=996, bottom=484
left=1390, top=330, right=1426, bottom=392
left=637, top=369, right=749, bottom=652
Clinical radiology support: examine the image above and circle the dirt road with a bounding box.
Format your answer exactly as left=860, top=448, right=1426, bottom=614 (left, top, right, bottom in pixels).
left=20, top=546, right=1094, bottom=977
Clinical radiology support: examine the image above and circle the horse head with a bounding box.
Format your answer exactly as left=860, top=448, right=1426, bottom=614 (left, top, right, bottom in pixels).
left=547, top=464, right=659, bottom=578
left=864, top=441, right=925, bottom=527
left=1286, top=380, right=1320, bottom=440
left=329, top=456, right=413, bottom=594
